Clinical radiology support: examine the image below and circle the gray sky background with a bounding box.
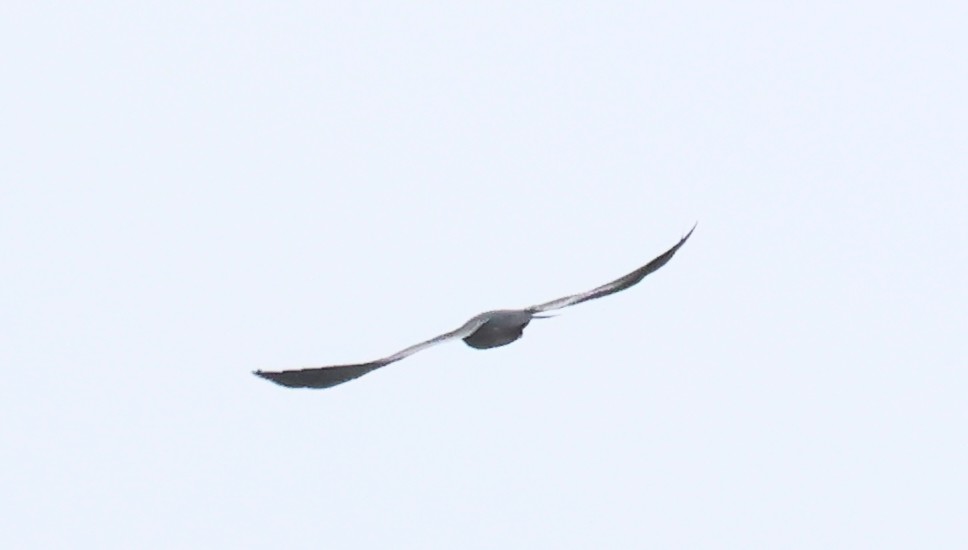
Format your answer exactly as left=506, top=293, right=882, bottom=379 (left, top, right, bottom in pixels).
left=3, top=2, right=966, bottom=548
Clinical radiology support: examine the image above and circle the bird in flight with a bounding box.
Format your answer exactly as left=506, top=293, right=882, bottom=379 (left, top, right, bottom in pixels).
left=255, top=224, right=695, bottom=389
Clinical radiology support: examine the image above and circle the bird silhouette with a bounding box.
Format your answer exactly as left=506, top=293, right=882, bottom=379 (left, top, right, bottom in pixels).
left=255, top=224, right=695, bottom=389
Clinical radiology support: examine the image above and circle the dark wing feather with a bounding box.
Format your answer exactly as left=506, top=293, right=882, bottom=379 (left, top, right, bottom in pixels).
left=254, top=361, right=387, bottom=389
left=526, top=224, right=695, bottom=314
left=253, top=316, right=490, bottom=389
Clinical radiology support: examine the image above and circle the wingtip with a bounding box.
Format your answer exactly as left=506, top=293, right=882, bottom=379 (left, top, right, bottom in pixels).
left=252, top=362, right=389, bottom=389
left=253, top=368, right=303, bottom=388
left=253, top=369, right=290, bottom=386
left=684, top=222, right=698, bottom=239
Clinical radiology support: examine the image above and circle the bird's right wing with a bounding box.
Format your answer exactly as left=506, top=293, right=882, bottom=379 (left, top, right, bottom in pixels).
left=253, top=316, right=490, bottom=389
left=525, top=224, right=695, bottom=314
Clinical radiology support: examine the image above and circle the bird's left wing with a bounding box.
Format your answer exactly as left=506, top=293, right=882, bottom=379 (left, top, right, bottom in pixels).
left=525, top=224, right=695, bottom=314
left=253, top=361, right=387, bottom=389
left=254, top=315, right=490, bottom=389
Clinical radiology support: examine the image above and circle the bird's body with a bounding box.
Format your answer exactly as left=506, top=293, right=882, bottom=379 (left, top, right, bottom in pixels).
left=461, top=310, right=535, bottom=349
left=255, top=225, right=696, bottom=389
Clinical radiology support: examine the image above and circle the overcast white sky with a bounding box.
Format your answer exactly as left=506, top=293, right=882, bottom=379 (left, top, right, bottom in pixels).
left=3, top=2, right=967, bottom=548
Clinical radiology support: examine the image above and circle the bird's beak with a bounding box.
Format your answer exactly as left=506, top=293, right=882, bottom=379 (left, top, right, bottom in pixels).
left=531, top=313, right=557, bottom=319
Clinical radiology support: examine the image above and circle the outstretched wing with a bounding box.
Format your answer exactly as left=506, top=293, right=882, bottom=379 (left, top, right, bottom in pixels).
left=253, top=316, right=490, bottom=389
left=526, top=224, right=696, bottom=314
left=254, top=361, right=387, bottom=389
